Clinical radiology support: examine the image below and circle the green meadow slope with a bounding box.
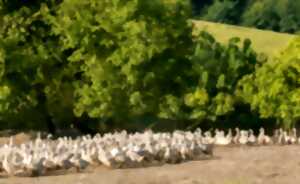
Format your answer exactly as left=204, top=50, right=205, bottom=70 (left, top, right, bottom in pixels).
left=192, top=20, right=296, bottom=58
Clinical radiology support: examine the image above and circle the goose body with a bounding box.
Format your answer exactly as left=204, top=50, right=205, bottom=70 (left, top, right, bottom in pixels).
left=247, top=129, right=256, bottom=145
left=258, top=128, right=271, bottom=145
left=289, top=128, right=297, bottom=144
left=203, top=131, right=214, bottom=144
left=233, top=128, right=240, bottom=144
left=69, top=154, right=88, bottom=171
left=3, top=155, right=14, bottom=176
left=214, top=130, right=231, bottom=145
left=97, top=147, right=115, bottom=168
left=239, top=131, right=248, bottom=145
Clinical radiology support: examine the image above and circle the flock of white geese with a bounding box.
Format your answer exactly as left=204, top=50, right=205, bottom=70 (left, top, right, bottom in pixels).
left=0, top=127, right=298, bottom=177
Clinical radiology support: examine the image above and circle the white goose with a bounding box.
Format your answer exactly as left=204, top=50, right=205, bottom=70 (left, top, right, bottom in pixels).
left=0, top=128, right=218, bottom=176
left=69, top=153, right=88, bottom=172
left=258, top=128, right=272, bottom=145
left=202, top=131, right=214, bottom=144
left=110, top=146, right=127, bottom=168
left=289, top=128, right=297, bottom=144
left=238, top=130, right=248, bottom=145
left=233, top=128, right=240, bottom=144
left=97, top=146, right=115, bottom=168
left=247, top=129, right=256, bottom=145
left=214, top=130, right=231, bottom=145
left=3, top=154, right=14, bottom=176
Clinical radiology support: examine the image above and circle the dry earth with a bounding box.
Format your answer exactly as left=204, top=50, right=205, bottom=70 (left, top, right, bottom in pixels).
left=1, top=145, right=300, bottom=184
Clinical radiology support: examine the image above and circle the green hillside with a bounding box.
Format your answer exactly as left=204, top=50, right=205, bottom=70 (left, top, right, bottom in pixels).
left=192, top=20, right=296, bottom=58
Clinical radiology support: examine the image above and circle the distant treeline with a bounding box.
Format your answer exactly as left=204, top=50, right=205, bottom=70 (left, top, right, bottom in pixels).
left=192, top=0, right=300, bottom=34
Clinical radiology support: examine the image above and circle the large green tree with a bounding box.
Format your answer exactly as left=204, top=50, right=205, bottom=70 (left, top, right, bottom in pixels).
left=181, top=32, right=258, bottom=125
left=52, top=0, right=261, bottom=128
left=0, top=0, right=75, bottom=132
left=237, top=37, right=300, bottom=128
left=0, top=0, right=264, bottom=132
left=49, top=0, right=194, bottom=128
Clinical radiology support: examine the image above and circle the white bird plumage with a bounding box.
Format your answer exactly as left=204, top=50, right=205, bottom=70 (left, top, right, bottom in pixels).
left=1, top=127, right=300, bottom=177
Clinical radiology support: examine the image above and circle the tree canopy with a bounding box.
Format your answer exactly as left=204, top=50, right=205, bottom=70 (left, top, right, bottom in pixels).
left=192, top=0, right=300, bottom=33
left=0, top=0, right=297, bottom=132
left=237, top=38, right=300, bottom=128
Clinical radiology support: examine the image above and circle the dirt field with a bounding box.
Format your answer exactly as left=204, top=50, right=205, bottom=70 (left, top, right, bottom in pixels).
left=1, top=145, right=300, bottom=184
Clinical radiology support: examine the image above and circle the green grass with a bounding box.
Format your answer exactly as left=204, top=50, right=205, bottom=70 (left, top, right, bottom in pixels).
left=192, top=20, right=296, bottom=58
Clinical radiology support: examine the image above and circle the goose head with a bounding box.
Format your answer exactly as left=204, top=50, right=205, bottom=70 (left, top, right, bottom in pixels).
left=214, top=129, right=220, bottom=137
left=195, top=128, right=202, bottom=135
left=259, top=128, right=265, bottom=135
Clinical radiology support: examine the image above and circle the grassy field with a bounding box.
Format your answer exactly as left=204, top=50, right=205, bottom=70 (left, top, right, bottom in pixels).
left=192, top=20, right=296, bottom=58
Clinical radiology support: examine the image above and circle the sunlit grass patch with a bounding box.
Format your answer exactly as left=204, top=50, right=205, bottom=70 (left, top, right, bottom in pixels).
left=192, top=20, right=296, bottom=58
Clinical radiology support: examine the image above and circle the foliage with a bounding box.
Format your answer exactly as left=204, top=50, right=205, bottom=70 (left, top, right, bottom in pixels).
left=181, top=32, right=258, bottom=122
left=192, top=0, right=300, bottom=33
left=191, top=0, right=213, bottom=16
left=50, top=0, right=193, bottom=125
left=51, top=0, right=261, bottom=127
left=237, top=38, right=300, bottom=128
left=241, top=0, right=300, bottom=33
left=0, top=0, right=275, bottom=132
left=199, top=0, right=248, bottom=24
left=0, top=0, right=75, bottom=130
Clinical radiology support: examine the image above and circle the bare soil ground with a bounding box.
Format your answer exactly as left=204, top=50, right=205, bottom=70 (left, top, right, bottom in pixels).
left=1, top=145, right=300, bottom=184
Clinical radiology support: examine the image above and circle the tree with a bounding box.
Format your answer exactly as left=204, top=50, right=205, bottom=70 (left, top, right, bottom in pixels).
left=240, top=0, right=299, bottom=33
left=49, top=0, right=194, bottom=128
left=0, top=0, right=75, bottom=132
left=181, top=32, right=259, bottom=125
left=237, top=37, right=300, bottom=128
left=190, top=0, right=213, bottom=16
left=0, top=0, right=265, bottom=132
left=199, top=0, right=250, bottom=24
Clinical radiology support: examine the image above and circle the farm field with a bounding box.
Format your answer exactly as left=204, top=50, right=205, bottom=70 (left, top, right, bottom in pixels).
left=1, top=1, right=300, bottom=183
left=1, top=146, right=300, bottom=184
left=192, top=20, right=296, bottom=58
